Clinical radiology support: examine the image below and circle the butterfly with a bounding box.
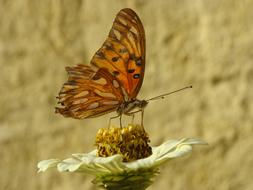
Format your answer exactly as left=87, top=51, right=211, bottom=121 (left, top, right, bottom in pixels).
left=55, top=8, right=148, bottom=126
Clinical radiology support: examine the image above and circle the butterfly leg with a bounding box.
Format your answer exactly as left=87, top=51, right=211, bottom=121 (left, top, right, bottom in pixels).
left=131, top=114, right=135, bottom=124
left=125, top=109, right=143, bottom=126
left=141, top=108, right=145, bottom=128
left=119, top=114, right=122, bottom=128
left=108, top=114, right=120, bottom=127
left=126, top=109, right=145, bottom=130
left=124, top=112, right=135, bottom=123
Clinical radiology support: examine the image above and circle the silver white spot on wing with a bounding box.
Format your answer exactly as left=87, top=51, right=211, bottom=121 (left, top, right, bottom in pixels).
left=72, top=98, right=88, bottom=105
left=127, top=32, right=135, bottom=43
left=132, top=17, right=138, bottom=23
left=71, top=107, right=80, bottom=112
left=74, top=91, right=89, bottom=98
left=112, top=80, right=120, bottom=88
left=102, top=101, right=119, bottom=105
left=114, top=30, right=121, bottom=41
left=93, top=77, right=107, bottom=85
left=121, top=86, right=129, bottom=102
left=118, top=17, right=127, bottom=26
left=63, top=85, right=79, bottom=90
left=94, top=89, right=116, bottom=98
left=87, top=102, right=99, bottom=109
left=61, top=85, right=78, bottom=93
left=130, top=27, right=138, bottom=35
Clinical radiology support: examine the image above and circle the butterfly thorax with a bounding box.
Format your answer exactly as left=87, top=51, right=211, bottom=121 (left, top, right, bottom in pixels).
left=117, top=99, right=148, bottom=115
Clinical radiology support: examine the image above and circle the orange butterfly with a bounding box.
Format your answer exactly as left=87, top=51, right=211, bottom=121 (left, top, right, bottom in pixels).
left=56, top=8, right=148, bottom=125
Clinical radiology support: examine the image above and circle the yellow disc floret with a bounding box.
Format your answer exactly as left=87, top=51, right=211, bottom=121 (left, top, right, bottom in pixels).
left=95, top=125, right=152, bottom=162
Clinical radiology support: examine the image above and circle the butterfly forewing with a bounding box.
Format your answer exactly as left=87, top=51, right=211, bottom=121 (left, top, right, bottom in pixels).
left=91, top=8, right=145, bottom=99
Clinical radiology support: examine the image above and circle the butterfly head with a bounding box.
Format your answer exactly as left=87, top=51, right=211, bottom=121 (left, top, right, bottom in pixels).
left=130, top=99, right=148, bottom=111
left=138, top=99, right=148, bottom=109
left=118, top=99, right=148, bottom=115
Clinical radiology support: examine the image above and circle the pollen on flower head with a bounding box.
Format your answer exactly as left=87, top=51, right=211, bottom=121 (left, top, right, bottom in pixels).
left=95, top=124, right=152, bottom=162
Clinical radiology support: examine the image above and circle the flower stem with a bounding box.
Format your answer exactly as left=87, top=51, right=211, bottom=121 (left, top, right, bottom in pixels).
left=92, top=168, right=159, bottom=190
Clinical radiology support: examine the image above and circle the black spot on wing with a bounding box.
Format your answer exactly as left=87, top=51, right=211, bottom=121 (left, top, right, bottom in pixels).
left=133, top=74, right=140, bottom=79
left=129, top=54, right=142, bottom=67
left=112, top=57, right=119, bottom=62
left=105, top=44, right=113, bottom=51
left=96, top=51, right=105, bottom=59
left=92, top=74, right=101, bottom=80
left=65, top=80, right=76, bottom=85
left=128, top=69, right=135, bottom=73
left=129, top=54, right=135, bottom=60
left=119, top=48, right=128, bottom=53
left=113, top=71, right=120, bottom=76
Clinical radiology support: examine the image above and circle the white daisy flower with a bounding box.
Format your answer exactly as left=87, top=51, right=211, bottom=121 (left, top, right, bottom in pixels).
left=38, top=125, right=206, bottom=190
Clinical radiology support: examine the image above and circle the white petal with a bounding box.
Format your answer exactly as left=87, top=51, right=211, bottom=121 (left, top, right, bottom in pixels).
left=37, top=159, right=61, bottom=172
left=125, top=138, right=207, bottom=170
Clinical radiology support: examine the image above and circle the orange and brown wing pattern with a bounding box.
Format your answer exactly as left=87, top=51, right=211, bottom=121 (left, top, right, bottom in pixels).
left=91, top=8, right=146, bottom=99
left=55, top=64, right=124, bottom=119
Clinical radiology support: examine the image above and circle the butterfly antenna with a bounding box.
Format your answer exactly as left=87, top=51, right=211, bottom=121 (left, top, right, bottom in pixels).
left=147, top=85, right=193, bottom=101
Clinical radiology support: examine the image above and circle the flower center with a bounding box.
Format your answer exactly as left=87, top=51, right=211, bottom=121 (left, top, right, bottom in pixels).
left=95, top=125, right=152, bottom=162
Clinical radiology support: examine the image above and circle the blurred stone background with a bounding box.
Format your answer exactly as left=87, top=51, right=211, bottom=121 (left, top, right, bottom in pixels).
left=0, top=0, right=253, bottom=189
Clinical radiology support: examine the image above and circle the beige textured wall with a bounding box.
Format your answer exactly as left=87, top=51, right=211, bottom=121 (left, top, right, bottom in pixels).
left=1, top=0, right=253, bottom=190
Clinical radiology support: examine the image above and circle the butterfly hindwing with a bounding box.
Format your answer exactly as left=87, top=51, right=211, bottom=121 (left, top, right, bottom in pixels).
left=91, top=8, right=145, bottom=99
left=56, top=65, right=124, bottom=119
